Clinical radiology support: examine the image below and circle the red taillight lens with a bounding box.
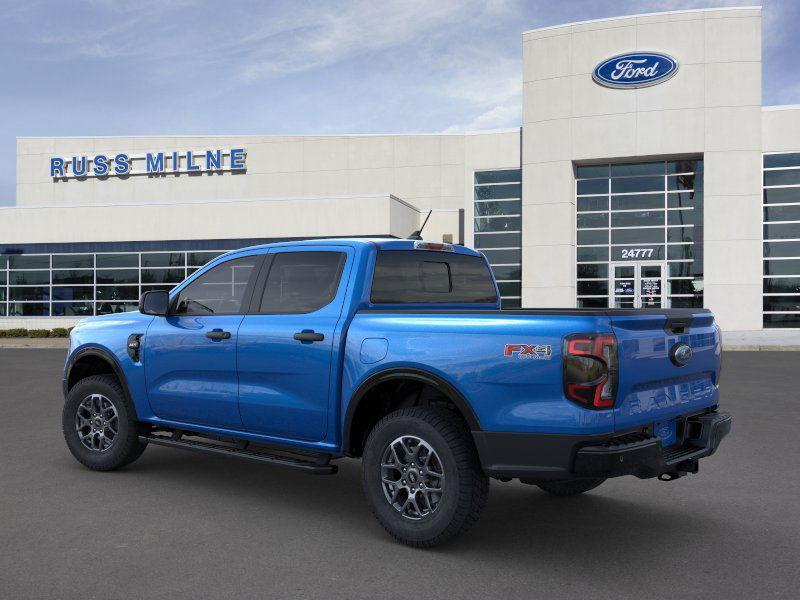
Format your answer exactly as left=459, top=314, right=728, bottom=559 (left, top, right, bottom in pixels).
left=563, top=333, right=618, bottom=409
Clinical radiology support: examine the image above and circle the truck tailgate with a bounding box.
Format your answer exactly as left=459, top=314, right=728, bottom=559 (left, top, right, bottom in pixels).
left=610, top=310, right=720, bottom=434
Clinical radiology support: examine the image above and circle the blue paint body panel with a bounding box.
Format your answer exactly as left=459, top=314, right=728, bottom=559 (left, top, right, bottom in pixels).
left=64, top=238, right=722, bottom=461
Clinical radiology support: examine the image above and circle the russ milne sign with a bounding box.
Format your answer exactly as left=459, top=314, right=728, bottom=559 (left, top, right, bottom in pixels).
left=50, top=148, right=246, bottom=179
left=593, top=52, right=678, bottom=89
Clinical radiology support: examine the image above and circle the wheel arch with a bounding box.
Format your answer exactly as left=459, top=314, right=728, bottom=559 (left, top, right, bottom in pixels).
left=64, top=346, right=137, bottom=418
left=343, top=367, right=481, bottom=457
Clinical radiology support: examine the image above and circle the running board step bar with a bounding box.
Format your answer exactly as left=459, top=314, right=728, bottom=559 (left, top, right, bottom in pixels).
left=139, top=433, right=338, bottom=475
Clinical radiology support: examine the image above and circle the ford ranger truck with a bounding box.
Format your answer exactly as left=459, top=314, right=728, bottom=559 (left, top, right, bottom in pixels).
left=62, top=238, right=731, bottom=547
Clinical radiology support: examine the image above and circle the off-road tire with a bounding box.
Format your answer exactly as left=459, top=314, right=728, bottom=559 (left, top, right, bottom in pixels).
left=362, top=407, right=489, bottom=548
left=62, top=374, right=147, bottom=471
left=533, top=478, right=606, bottom=496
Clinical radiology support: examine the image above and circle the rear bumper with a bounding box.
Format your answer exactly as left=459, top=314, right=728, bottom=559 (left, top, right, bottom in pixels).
left=473, top=410, right=732, bottom=480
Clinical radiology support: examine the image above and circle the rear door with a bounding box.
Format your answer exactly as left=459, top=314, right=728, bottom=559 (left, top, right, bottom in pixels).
left=236, top=247, right=352, bottom=441
left=610, top=310, right=721, bottom=437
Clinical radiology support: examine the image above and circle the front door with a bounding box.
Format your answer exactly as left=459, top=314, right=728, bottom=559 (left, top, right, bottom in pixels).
left=144, top=254, right=263, bottom=429
left=237, top=247, right=352, bottom=442
left=610, top=262, right=666, bottom=308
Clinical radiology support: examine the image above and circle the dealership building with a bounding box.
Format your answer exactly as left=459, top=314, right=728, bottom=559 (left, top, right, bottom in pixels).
left=3, top=5, right=800, bottom=331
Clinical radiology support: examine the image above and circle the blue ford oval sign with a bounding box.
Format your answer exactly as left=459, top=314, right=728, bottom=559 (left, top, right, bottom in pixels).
left=593, top=52, right=679, bottom=89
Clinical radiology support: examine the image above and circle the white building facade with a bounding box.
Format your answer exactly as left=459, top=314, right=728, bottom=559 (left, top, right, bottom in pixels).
left=3, top=6, right=800, bottom=331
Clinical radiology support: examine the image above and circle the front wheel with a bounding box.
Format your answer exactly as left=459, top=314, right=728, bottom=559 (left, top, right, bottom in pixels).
left=362, top=407, right=489, bottom=548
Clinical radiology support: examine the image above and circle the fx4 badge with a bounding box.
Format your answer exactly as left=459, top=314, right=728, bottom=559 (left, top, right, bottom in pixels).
left=504, top=344, right=553, bottom=360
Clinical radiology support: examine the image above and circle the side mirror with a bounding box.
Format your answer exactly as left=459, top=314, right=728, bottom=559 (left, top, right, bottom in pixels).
left=139, top=290, right=170, bottom=316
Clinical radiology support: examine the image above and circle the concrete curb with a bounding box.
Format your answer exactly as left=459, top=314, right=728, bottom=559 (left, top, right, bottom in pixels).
left=723, top=344, right=800, bottom=351
left=0, top=339, right=69, bottom=349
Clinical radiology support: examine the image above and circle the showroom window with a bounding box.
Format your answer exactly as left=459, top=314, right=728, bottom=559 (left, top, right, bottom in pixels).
left=575, top=159, right=704, bottom=309
left=0, top=250, right=225, bottom=317
left=474, top=169, right=522, bottom=308
left=763, top=152, right=800, bottom=328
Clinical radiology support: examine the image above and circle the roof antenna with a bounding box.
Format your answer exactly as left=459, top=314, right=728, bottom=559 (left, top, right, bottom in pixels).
left=407, top=210, right=433, bottom=240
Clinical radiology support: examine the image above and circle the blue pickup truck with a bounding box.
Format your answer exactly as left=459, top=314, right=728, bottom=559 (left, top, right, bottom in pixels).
left=62, top=238, right=731, bottom=546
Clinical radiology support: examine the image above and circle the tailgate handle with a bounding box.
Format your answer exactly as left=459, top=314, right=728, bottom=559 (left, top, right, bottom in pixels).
left=663, top=317, right=692, bottom=334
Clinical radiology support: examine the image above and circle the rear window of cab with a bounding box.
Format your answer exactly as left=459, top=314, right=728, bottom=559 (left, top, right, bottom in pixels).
left=370, top=250, right=498, bottom=304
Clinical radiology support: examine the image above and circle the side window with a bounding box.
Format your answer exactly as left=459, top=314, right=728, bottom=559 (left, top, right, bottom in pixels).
left=173, top=255, right=259, bottom=315
left=259, top=251, right=346, bottom=314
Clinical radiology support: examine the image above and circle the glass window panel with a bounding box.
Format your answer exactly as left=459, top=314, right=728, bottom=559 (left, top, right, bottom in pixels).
left=52, top=270, right=93, bottom=284
left=668, top=209, right=700, bottom=226
left=576, top=165, right=608, bottom=178
left=52, top=254, right=93, bottom=269
left=667, top=160, right=702, bottom=174
left=474, top=200, right=521, bottom=216
left=474, top=232, right=521, bottom=248
left=667, top=227, right=694, bottom=243
left=474, top=170, right=520, bottom=184
left=0, top=304, right=5, bottom=316
left=611, top=194, right=664, bottom=210
left=500, top=297, right=521, bottom=309
left=96, top=269, right=138, bottom=284
left=9, top=287, right=50, bottom=301
left=174, top=256, right=259, bottom=315
left=96, top=285, right=139, bottom=301
left=764, top=313, right=800, bottom=328
left=764, top=241, right=800, bottom=258
left=578, top=297, right=608, bottom=308
left=667, top=191, right=702, bottom=209
left=667, top=245, right=694, bottom=261
left=611, top=228, right=664, bottom=244
left=141, top=268, right=185, bottom=284
left=96, top=254, right=138, bottom=268
left=764, top=223, right=800, bottom=240
left=667, top=174, right=701, bottom=191
left=577, top=197, right=608, bottom=212
left=480, top=249, right=521, bottom=264
left=611, top=246, right=665, bottom=261
left=764, top=170, right=800, bottom=186
left=763, top=296, right=800, bottom=312
left=497, top=282, right=520, bottom=297
left=9, top=255, right=49, bottom=269
left=764, top=153, right=800, bottom=169
left=668, top=262, right=695, bottom=277
left=0, top=255, right=6, bottom=268
left=669, top=295, right=704, bottom=308
left=52, top=286, right=94, bottom=301
left=52, top=302, right=94, bottom=317
left=764, top=278, right=800, bottom=294
left=577, top=264, right=608, bottom=279
left=576, top=179, right=608, bottom=195
left=764, top=259, right=800, bottom=276
left=577, top=230, right=608, bottom=245
left=187, top=251, right=224, bottom=266
left=9, top=271, right=49, bottom=285
left=491, top=265, right=521, bottom=281
left=764, top=205, right=800, bottom=222
left=577, top=247, right=609, bottom=262
left=96, top=302, right=138, bottom=315
left=611, top=162, right=664, bottom=177
left=8, top=302, right=49, bottom=316
left=474, top=216, right=521, bottom=232
left=668, top=279, right=703, bottom=295
left=577, top=281, right=608, bottom=295
left=611, top=210, right=664, bottom=227
left=611, top=176, right=663, bottom=194
left=474, top=184, right=521, bottom=200
left=141, top=252, right=186, bottom=268
left=577, top=213, right=608, bottom=228
left=763, top=187, right=800, bottom=204
left=0, top=272, right=5, bottom=285
left=0, top=289, right=5, bottom=301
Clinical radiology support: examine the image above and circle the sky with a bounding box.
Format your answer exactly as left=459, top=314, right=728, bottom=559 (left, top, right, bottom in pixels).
left=1, top=0, right=798, bottom=206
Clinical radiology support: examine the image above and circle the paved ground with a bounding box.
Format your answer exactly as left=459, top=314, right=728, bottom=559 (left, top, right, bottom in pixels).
left=1, top=349, right=798, bottom=600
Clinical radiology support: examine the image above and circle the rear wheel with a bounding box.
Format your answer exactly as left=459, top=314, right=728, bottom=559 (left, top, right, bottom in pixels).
left=531, top=478, right=605, bottom=497
left=362, top=407, right=489, bottom=547
left=62, top=374, right=147, bottom=471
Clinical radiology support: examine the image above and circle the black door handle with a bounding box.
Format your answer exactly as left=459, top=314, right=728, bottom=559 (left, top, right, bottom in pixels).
left=205, top=329, right=231, bottom=340
left=293, top=330, right=325, bottom=342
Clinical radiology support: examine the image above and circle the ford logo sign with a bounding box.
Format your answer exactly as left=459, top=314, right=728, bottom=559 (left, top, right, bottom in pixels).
left=593, top=52, right=679, bottom=89
left=670, top=342, right=693, bottom=367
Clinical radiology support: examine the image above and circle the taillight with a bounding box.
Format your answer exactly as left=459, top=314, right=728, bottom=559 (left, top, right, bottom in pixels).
left=563, top=333, right=618, bottom=409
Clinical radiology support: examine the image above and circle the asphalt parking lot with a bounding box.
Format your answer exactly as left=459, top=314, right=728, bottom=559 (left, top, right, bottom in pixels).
left=1, top=349, right=798, bottom=599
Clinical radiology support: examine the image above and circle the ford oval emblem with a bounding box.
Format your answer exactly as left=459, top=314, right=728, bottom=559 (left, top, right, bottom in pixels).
left=593, top=52, right=679, bottom=89
left=670, top=342, right=693, bottom=367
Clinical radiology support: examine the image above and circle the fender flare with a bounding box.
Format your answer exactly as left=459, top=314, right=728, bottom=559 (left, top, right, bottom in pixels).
left=64, top=346, right=137, bottom=417
left=342, top=367, right=481, bottom=456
